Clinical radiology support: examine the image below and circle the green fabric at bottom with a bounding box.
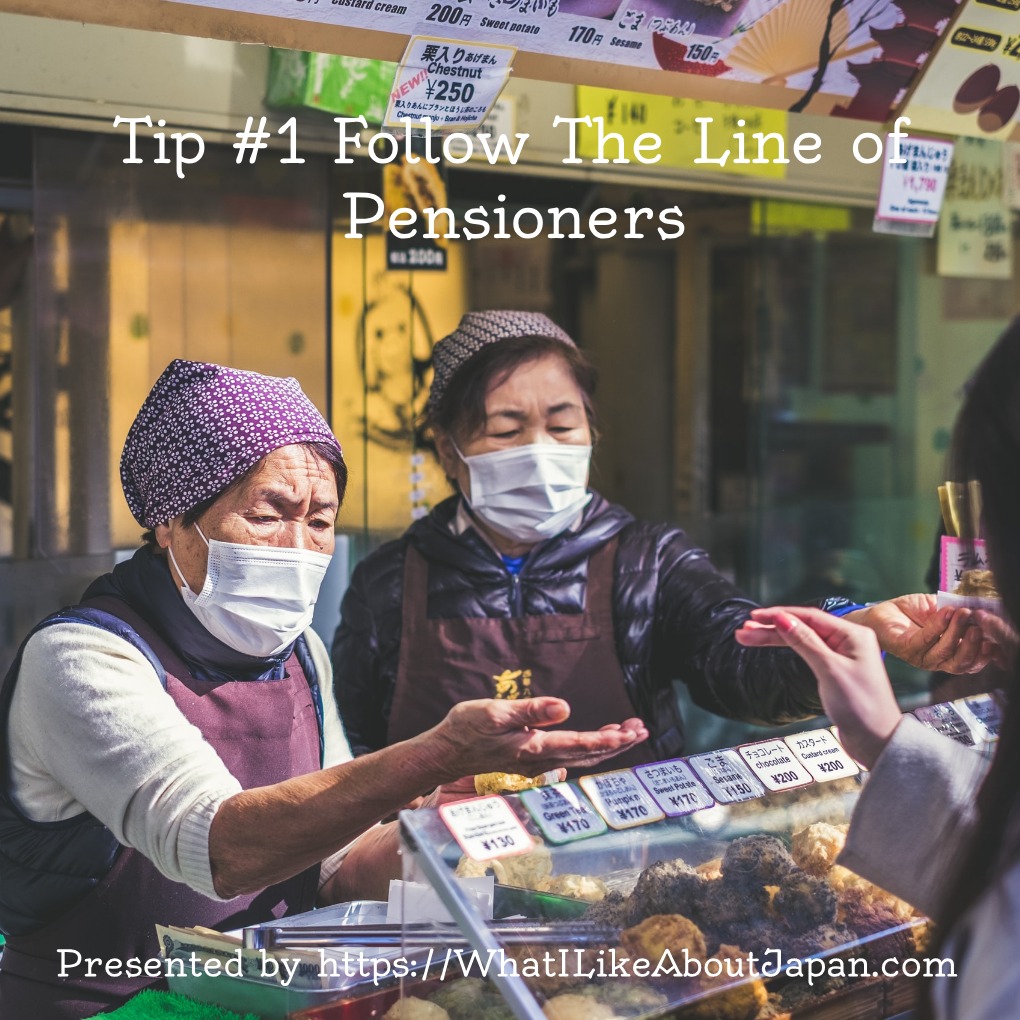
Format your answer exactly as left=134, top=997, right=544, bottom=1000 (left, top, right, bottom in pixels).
left=86, top=988, right=258, bottom=1020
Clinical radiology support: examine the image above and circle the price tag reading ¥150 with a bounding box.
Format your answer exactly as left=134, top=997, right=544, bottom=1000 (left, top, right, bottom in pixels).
left=738, top=739, right=814, bottom=792
left=439, top=796, right=534, bottom=863
left=913, top=703, right=976, bottom=746
left=519, top=783, right=608, bottom=845
left=578, top=770, right=666, bottom=830
left=634, top=759, right=715, bottom=817
left=688, top=749, right=765, bottom=804
left=785, top=729, right=860, bottom=783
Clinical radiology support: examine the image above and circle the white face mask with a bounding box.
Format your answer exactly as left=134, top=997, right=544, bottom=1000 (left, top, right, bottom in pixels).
left=457, top=442, right=593, bottom=544
left=167, top=524, right=332, bottom=658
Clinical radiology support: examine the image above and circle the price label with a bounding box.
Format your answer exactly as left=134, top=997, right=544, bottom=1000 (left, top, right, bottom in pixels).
left=439, top=796, right=534, bottom=863
left=578, top=770, right=666, bottom=830
left=738, top=739, right=814, bottom=792
left=519, top=783, right=608, bottom=845
left=385, top=36, right=516, bottom=130
left=634, top=759, right=715, bottom=817
left=784, top=729, right=860, bottom=782
left=688, top=749, right=765, bottom=804
left=913, top=703, right=976, bottom=746
left=955, top=694, right=1002, bottom=742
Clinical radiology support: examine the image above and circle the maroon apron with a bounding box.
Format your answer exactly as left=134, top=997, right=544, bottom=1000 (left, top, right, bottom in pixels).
left=388, top=538, right=651, bottom=774
left=0, top=596, right=322, bottom=1019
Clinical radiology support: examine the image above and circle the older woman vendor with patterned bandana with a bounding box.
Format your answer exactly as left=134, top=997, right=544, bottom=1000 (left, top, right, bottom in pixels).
left=333, top=311, right=996, bottom=770
left=0, top=360, right=647, bottom=1019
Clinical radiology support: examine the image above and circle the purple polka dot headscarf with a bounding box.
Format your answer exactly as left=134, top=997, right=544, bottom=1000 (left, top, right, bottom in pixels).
left=121, top=359, right=344, bottom=528
left=427, top=311, right=575, bottom=415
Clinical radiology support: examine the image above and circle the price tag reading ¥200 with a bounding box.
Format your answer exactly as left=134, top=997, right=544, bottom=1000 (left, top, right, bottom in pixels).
left=439, top=796, right=534, bottom=863
left=913, top=703, right=976, bottom=746
left=955, top=694, right=1003, bottom=742
left=687, top=750, right=765, bottom=804
left=738, top=739, right=814, bottom=792
left=578, top=770, right=666, bottom=830
left=634, top=759, right=715, bottom=817
left=785, top=729, right=860, bottom=783
left=519, top=783, right=608, bottom=845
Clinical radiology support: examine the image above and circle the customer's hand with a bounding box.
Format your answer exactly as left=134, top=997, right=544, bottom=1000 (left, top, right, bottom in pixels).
left=736, top=607, right=901, bottom=769
left=426, top=698, right=648, bottom=783
left=975, top=609, right=1019, bottom=671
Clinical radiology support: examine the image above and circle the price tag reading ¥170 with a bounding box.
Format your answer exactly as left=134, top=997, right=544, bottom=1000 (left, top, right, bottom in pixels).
left=738, top=739, right=813, bottom=792
left=634, top=760, right=715, bottom=817
left=519, top=783, right=608, bottom=845
left=578, top=770, right=665, bottom=830
left=688, top=750, right=765, bottom=804
left=913, top=703, right=976, bottom=746
left=439, top=796, right=534, bottom=863
left=785, top=729, right=860, bottom=783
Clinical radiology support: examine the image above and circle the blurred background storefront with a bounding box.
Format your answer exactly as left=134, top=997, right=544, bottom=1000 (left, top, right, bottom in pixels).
left=1, top=12, right=1015, bottom=747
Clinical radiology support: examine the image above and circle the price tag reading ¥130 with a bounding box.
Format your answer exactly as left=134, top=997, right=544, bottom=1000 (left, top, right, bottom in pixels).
left=688, top=750, right=765, bottom=804
left=519, top=783, right=608, bottom=845
left=634, top=760, right=715, bottom=818
left=578, top=770, right=666, bottom=830
left=439, top=796, right=534, bottom=863
left=913, top=703, right=976, bottom=746
left=784, top=729, right=860, bottom=783
left=738, top=740, right=814, bottom=793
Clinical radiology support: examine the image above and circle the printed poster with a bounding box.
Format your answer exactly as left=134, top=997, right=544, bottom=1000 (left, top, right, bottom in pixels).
left=166, top=0, right=960, bottom=119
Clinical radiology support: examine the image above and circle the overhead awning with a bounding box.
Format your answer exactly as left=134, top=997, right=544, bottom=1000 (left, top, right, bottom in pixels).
left=0, top=0, right=973, bottom=125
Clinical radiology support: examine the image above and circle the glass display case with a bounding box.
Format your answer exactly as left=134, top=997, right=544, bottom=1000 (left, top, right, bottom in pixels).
left=240, top=695, right=999, bottom=1020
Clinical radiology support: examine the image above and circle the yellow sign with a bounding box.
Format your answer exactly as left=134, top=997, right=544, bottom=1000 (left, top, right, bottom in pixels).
left=751, top=200, right=852, bottom=234
left=575, top=89, right=789, bottom=179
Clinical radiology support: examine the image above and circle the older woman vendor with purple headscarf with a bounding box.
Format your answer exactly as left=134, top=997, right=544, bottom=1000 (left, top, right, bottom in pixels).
left=0, top=360, right=646, bottom=1019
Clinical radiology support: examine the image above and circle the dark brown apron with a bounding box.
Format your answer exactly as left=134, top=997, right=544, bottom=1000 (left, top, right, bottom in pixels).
left=0, top=595, right=322, bottom=1019
left=387, top=538, right=651, bottom=775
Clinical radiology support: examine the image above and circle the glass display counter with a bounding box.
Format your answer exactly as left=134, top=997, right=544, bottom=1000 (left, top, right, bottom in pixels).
left=253, top=695, right=999, bottom=1020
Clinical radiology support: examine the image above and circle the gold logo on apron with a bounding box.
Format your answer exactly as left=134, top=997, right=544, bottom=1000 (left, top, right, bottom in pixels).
left=492, top=668, right=532, bottom=700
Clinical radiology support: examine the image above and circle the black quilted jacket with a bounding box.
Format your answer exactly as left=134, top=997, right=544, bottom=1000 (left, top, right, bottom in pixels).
left=332, top=493, right=849, bottom=760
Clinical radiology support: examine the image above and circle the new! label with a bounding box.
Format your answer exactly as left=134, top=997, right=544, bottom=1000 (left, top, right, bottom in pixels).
left=439, top=796, right=534, bottom=862
left=785, top=729, right=860, bottom=782
left=578, top=770, right=666, bottom=830
left=738, top=739, right=814, bottom=792
left=519, top=783, right=608, bottom=845
left=687, top=749, right=765, bottom=804
left=634, top=759, right=715, bottom=817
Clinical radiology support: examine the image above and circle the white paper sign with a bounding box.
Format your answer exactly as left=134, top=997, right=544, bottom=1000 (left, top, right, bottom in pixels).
left=785, top=729, right=860, bottom=782
left=688, top=749, right=765, bottom=804
left=439, top=795, right=533, bottom=862
left=738, top=739, right=813, bottom=792
left=955, top=694, right=1002, bottom=742
left=634, top=759, right=715, bottom=817
left=519, top=783, right=608, bottom=845
left=913, top=703, right=977, bottom=746
left=874, top=135, right=954, bottom=238
left=385, top=36, right=515, bottom=130
left=578, top=770, right=666, bottom=830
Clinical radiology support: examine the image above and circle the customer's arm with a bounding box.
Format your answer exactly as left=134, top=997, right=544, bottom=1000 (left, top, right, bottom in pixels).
left=737, top=606, right=987, bottom=918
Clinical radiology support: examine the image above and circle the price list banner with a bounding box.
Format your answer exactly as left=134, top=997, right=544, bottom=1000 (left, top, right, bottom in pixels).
left=633, top=759, right=714, bottom=817
left=687, top=749, right=764, bottom=804
left=440, top=795, right=534, bottom=862
left=784, top=729, right=860, bottom=783
left=519, top=783, right=608, bottom=844
left=163, top=0, right=953, bottom=120
left=579, top=769, right=665, bottom=830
